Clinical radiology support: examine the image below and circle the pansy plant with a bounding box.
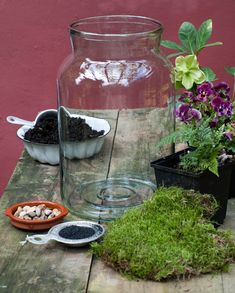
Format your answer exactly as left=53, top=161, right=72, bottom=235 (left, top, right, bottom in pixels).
left=159, top=19, right=235, bottom=176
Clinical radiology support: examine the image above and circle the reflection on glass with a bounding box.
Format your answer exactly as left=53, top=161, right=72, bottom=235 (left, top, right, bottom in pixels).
left=75, top=58, right=152, bottom=87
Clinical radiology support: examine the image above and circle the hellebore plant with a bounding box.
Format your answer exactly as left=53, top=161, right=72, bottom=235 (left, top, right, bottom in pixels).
left=160, top=19, right=235, bottom=176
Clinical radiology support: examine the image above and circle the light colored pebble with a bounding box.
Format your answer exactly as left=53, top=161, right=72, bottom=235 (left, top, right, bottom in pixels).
left=19, top=211, right=27, bottom=218
left=35, top=207, right=41, bottom=217
left=23, top=205, right=31, bottom=212
left=53, top=209, right=61, bottom=217
left=44, top=209, right=52, bottom=216
left=34, top=216, right=40, bottom=220
left=14, top=206, right=23, bottom=217
left=30, top=206, right=36, bottom=212
left=48, top=213, right=55, bottom=219
left=28, top=211, right=36, bottom=217
left=40, top=211, right=46, bottom=220
left=38, top=204, right=46, bottom=210
left=23, top=215, right=31, bottom=220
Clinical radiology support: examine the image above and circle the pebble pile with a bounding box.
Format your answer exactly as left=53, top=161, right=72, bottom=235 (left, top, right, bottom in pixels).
left=14, top=204, right=61, bottom=220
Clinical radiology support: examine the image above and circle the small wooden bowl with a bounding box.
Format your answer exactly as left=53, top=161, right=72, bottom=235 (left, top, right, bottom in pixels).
left=5, top=200, right=68, bottom=231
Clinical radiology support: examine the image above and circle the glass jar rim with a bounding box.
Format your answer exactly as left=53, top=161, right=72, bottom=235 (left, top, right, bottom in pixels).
left=69, top=15, right=163, bottom=38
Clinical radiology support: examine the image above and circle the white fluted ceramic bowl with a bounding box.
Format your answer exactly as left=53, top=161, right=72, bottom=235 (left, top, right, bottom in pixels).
left=62, top=115, right=111, bottom=159
left=17, top=115, right=110, bottom=164
left=17, top=125, right=59, bottom=165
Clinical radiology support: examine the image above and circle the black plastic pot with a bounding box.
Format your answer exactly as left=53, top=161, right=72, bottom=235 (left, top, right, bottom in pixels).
left=150, top=149, right=233, bottom=225
left=228, top=165, right=235, bottom=198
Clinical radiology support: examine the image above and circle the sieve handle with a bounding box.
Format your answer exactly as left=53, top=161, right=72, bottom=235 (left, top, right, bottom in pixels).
left=6, top=116, right=35, bottom=126
left=26, top=234, right=53, bottom=245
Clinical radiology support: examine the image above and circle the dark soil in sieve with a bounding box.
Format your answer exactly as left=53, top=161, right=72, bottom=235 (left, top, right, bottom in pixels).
left=24, top=115, right=104, bottom=144
left=59, top=225, right=95, bottom=240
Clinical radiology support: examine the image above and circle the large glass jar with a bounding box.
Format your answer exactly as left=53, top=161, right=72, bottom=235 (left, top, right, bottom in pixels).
left=57, top=15, right=174, bottom=221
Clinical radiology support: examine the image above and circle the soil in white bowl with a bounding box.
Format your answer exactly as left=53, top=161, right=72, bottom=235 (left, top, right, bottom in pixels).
left=24, top=115, right=104, bottom=144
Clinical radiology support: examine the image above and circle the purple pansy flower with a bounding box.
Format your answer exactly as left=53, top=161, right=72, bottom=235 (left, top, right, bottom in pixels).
left=224, top=117, right=231, bottom=124
left=211, top=96, right=233, bottom=116
left=196, top=82, right=214, bottom=102
left=213, top=82, right=230, bottom=100
left=209, top=118, right=218, bottom=128
left=178, top=91, right=194, bottom=103
left=224, top=102, right=234, bottom=116
left=223, top=131, right=233, bottom=141
left=176, top=104, right=202, bottom=123
left=214, top=82, right=230, bottom=94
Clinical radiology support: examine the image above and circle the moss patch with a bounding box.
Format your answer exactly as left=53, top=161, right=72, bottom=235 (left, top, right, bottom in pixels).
left=91, top=187, right=235, bottom=281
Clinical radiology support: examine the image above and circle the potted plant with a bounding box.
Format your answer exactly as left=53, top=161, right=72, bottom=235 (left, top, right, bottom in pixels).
left=151, top=19, right=235, bottom=225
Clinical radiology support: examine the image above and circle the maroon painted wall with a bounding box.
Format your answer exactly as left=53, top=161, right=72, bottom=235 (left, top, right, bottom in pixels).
left=0, top=0, right=234, bottom=195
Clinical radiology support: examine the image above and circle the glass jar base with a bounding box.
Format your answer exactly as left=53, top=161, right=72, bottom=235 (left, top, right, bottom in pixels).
left=64, top=177, right=156, bottom=221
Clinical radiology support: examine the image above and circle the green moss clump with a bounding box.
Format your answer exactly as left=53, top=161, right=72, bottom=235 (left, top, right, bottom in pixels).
left=91, top=187, right=235, bottom=281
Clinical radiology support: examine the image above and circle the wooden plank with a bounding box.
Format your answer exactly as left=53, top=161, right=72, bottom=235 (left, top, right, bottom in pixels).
left=0, top=243, right=91, bottom=293
left=5, top=151, right=59, bottom=191
left=0, top=151, right=92, bottom=293
left=0, top=152, right=60, bottom=274
left=222, top=265, right=235, bottom=293
left=220, top=198, right=235, bottom=293
left=0, top=244, right=92, bottom=293
left=87, top=258, right=223, bottom=293
left=220, top=199, right=235, bottom=234
left=108, top=108, right=173, bottom=180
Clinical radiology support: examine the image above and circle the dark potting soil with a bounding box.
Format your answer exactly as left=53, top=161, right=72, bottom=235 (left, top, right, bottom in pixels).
left=59, top=225, right=95, bottom=239
left=67, top=117, right=104, bottom=142
left=24, top=115, right=104, bottom=144
left=24, top=116, right=59, bottom=144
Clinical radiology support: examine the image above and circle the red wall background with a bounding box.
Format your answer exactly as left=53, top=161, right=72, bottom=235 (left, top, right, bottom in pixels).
left=0, top=0, right=234, bottom=195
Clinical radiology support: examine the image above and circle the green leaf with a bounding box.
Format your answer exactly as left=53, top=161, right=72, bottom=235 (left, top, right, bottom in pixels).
left=225, top=66, right=235, bottom=76
left=196, top=19, right=212, bottom=49
left=203, top=42, right=223, bottom=48
left=208, top=157, right=219, bottom=177
left=157, top=129, right=183, bottom=148
left=201, top=67, right=216, bottom=81
left=228, top=145, right=235, bottom=153
left=175, top=80, right=184, bottom=89
left=161, top=40, right=185, bottom=52
left=178, top=22, right=197, bottom=53
left=166, top=52, right=187, bottom=59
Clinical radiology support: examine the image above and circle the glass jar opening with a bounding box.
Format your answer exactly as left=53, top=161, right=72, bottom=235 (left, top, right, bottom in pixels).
left=69, top=15, right=163, bottom=38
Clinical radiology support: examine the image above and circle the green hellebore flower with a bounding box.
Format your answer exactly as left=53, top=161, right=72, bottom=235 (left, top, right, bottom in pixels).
left=175, top=55, right=206, bottom=90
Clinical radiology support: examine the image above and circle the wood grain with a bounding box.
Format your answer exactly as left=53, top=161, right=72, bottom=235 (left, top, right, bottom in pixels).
left=0, top=151, right=92, bottom=293
left=220, top=199, right=235, bottom=293
left=108, top=108, right=173, bottom=180
left=87, top=258, right=223, bottom=293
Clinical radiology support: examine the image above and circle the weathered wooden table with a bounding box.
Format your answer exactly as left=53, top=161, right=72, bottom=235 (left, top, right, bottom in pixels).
left=0, top=151, right=235, bottom=293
